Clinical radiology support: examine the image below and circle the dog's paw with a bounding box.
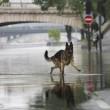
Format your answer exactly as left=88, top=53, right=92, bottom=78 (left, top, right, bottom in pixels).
left=78, top=69, right=81, bottom=72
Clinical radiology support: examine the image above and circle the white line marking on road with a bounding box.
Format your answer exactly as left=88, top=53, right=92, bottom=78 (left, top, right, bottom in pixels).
left=85, top=18, right=92, bottom=21
left=64, top=73, right=102, bottom=76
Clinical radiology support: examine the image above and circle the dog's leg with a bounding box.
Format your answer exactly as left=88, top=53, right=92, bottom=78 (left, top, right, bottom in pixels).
left=60, top=63, right=64, bottom=75
left=50, top=66, right=58, bottom=74
left=71, top=61, right=81, bottom=72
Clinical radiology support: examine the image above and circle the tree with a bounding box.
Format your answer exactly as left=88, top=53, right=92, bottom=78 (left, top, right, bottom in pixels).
left=0, top=0, right=9, bottom=5
left=104, top=0, right=110, bottom=20
left=65, top=25, right=72, bottom=42
left=33, top=0, right=84, bottom=15
left=48, top=28, right=60, bottom=41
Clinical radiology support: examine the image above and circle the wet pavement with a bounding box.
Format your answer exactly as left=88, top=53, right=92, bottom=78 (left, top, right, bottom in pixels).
left=80, top=88, right=110, bottom=110
left=0, top=42, right=110, bottom=110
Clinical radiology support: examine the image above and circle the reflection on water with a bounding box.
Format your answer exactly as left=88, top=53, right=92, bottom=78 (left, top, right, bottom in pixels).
left=0, top=74, right=102, bottom=110
left=28, top=74, right=102, bottom=110
left=48, top=75, right=75, bottom=107
left=29, top=75, right=86, bottom=110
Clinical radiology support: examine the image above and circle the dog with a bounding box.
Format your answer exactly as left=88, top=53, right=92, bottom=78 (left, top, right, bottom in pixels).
left=44, top=42, right=81, bottom=75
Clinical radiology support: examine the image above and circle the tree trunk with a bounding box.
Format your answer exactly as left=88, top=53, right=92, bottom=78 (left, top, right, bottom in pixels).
left=65, top=25, right=72, bottom=42
left=80, top=28, right=85, bottom=40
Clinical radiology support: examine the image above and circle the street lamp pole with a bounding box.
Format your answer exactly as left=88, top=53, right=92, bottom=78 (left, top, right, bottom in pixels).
left=85, top=0, right=92, bottom=74
left=20, top=0, right=23, bottom=7
left=97, top=1, right=102, bottom=53
left=85, top=0, right=91, bottom=52
left=97, top=0, right=103, bottom=89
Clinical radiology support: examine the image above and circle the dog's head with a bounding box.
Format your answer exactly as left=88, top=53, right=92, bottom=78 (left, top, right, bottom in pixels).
left=65, top=42, right=73, bottom=55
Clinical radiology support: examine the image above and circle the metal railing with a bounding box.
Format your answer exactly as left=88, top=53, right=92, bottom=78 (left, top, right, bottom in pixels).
left=0, top=2, right=40, bottom=8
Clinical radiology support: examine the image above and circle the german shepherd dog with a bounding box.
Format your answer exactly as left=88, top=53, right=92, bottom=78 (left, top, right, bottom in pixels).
left=44, top=42, right=81, bottom=75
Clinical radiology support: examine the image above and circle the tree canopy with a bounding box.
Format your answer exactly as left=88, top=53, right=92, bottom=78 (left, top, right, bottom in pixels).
left=33, top=0, right=110, bottom=20
left=0, top=0, right=9, bottom=5
left=34, top=0, right=84, bottom=14
left=104, top=0, right=110, bottom=19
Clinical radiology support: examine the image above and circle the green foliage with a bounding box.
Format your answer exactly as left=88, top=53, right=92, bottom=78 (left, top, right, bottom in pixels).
left=33, top=0, right=66, bottom=12
left=33, top=0, right=53, bottom=11
left=0, top=0, right=9, bottom=5
left=48, top=28, right=60, bottom=41
left=33, top=0, right=110, bottom=22
left=104, top=0, right=110, bottom=19
left=33, top=0, right=84, bottom=14
left=68, top=0, right=84, bottom=15
left=3, top=0, right=9, bottom=3
left=55, top=0, right=66, bottom=13
left=33, top=0, right=97, bottom=18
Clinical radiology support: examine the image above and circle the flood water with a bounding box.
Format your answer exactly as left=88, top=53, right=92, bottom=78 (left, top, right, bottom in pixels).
left=0, top=42, right=110, bottom=110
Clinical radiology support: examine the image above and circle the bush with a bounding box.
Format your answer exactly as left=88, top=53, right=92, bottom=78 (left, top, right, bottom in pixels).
left=48, top=28, right=60, bottom=41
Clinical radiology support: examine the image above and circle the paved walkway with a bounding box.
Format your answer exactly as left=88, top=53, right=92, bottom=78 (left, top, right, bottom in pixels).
left=80, top=27, right=110, bottom=110
left=80, top=89, right=110, bottom=110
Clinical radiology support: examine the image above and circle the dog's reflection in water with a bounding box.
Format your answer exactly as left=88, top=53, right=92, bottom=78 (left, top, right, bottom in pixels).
left=45, top=75, right=75, bottom=107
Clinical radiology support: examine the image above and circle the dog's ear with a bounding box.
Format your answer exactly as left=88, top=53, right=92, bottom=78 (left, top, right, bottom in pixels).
left=70, top=42, right=73, bottom=48
left=65, top=42, right=68, bottom=49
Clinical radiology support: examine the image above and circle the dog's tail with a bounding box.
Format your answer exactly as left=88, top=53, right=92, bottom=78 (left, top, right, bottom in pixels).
left=44, top=50, right=51, bottom=61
